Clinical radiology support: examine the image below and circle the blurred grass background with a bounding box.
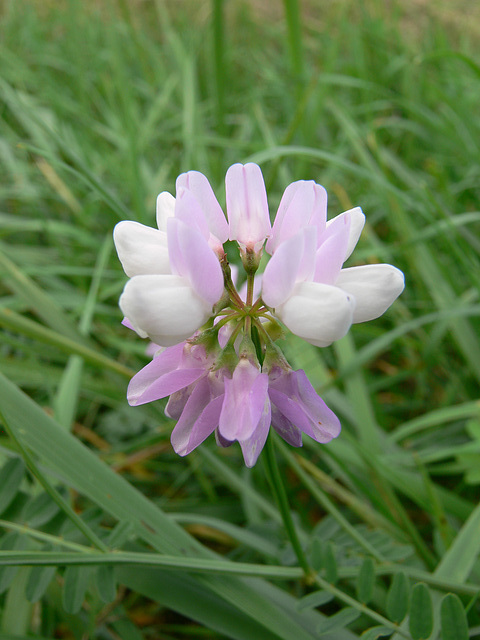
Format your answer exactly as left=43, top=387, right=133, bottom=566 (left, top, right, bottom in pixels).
left=0, top=0, right=480, bottom=638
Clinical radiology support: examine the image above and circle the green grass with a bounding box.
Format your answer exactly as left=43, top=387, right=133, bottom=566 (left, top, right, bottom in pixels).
left=0, top=0, right=479, bottom=638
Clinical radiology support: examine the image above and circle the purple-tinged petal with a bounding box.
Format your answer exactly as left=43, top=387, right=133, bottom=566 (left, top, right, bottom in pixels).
left=275, top=281, right=355, bottom=347
left=145, top=342, right=162, bottom=357
left=262, top=228, right=316, bottom=308
left=176, top=171, right=229, bottom=243
left=167, top=218, right=224, bottom=306
left=113, top=221, right=170, bottom=277
left=215, top=429, right=234, bottom=448
left=174, top=188, right=210, bottom=240
left=119, top=274, right=212, bottom=346
left=171, top=377, right=222, bottom=456
left=314, top=211, right=351, bottom=285
left=266, top=180, right=327, bottom=254
left=226, top=163, right=271, bottom=250
left=128, top=368, right=206, bottom=406
left=239, top=397, right=271, bottom=467
left=327, top=207, right=365, bottom=261
left=122, top=317, right=136, bottom=331
left=269, top=389, right=321, bottom=441
left=292, top=370, right=341, bottom=440
left=270, top=403, right=303, bottom=447
left=269, top=370, right=340, bottom=443
left=335, top=264, right=405, bottom=323
left=165, top=384, right=194, bottom=419
left=219, top=359, right=269, bottom=441
left=156, top=191, right=175, bottom=231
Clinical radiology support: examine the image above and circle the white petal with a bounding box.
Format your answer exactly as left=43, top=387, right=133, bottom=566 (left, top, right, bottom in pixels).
left=156, top=192, right=175, bottom=231
left=176, top=171, right=229, bottom=243
left=113, top=221, right=170, bottom=277
left=335, top=264, right=405, bottom=323
left=276, top=281, right=355, bottom=347
left=119, top=274, right=211, bottom=346
left=327, top=207, right=365, bottom=261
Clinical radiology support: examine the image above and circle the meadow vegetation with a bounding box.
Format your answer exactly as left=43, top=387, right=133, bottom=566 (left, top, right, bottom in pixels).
left=0, top=0, right=479, bottom=637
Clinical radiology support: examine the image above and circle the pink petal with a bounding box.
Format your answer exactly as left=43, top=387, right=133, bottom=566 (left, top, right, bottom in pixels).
left=269, top=370, right=340, bottom=443
left=226, top=163, right=271, bottom=250
left=167, top=218, right=224, bottom=306
left=176, top=171, right=229, bottom=243
left=261, top=228, right=316, bottom=308
left=239, top=397, right=271, bottom=467
left=174, top=188, right=210, bottom=240
left=314, top=211, right=351, bottom=285
left=171, top=378, right=222, bottom=456
left=218, top=359, right=269, bottom=441
left=128, top=368, right=206, bottom=406
left=270, top=404, right=303, bottom=447
left=327, top=207, right=365, bottom=261
left=266, top=180, right=327, bottom=254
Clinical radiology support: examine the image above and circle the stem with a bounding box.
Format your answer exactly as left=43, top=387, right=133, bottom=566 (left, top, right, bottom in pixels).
left=246, top=273, right=254, bottom=307
left=313, top=574, right=411, bottom=638
left=263, top=433, right=311, bottom=577
left=221, top=259, right=245, bottom=309
left=225, top=319, right=244, bottom=349
left=213, top=311, right=242, bottom=332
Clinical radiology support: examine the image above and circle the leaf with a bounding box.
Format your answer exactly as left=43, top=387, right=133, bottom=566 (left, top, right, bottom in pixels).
left=0, top=246, right=86, bottom=344
left=386, top=572, right=409, bottom=624
left=310, top=538, right=323, bottom=571
left=22, top=491, right=60, bottom=527
left=0, top=371, right=335, bottom=640
left=361, top=626, right=394, bottom=640
left=25, top=565, right=57, bottom=603
left=0, top=457, right=24, bottom=515
left=317, top=607, right=361, bottom=634
left=62, top=566, right=92, bottom=614
left=96, top=564, right=117, bottom=603
left=434, top=501, right=480, bottom=583
left=356, top=556, right=375, bottom=604
left=110, top=618, right=145, bottom=640
left=440, top=594, right=468, bottom=640
left=324, top=542, right=338, bottom=584
left=409, top=583, right=433, bottom=640
left=296, top=590, right=334, bottom=611
left=0, top=533, right=27, bottom=595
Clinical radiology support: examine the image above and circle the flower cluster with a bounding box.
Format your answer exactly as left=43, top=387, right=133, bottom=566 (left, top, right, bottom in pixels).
left=114, top=163, right=404, bottom=466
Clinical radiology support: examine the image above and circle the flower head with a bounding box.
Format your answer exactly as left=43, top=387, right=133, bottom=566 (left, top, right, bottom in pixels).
left=114, top=163, right=404, bottom=465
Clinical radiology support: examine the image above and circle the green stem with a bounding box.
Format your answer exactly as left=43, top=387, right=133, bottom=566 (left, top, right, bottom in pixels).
left=263, top=433, right=311, bottom=577
left=246, top=273, right=255, bottom=306
left=313, top=574, right=411, bottom=638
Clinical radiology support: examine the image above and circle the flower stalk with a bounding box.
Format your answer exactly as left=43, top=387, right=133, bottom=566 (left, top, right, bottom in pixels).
left=263, top=432, right=312, bottom=579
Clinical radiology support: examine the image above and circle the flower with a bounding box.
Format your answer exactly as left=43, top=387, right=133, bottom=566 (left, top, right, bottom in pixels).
left=262, top=207, right=405, bottom=347
left=117, top=210, right=224, bottom=347
left=114, top=162, right=405, bottom=465
left=226, top=163, right=271, bottom=252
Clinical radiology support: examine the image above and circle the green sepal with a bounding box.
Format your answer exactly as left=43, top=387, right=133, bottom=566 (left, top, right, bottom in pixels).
left=213, top=343, right=239, bottom=374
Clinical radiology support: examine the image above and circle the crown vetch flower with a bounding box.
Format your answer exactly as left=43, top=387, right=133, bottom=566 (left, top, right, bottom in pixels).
left=118, top=217, right=224, bottom=346
left=226, top=163, right=271, bottom=252
left=262, top=207, right=404, bottom=347
left=114, top=162, right=405, bottom=466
